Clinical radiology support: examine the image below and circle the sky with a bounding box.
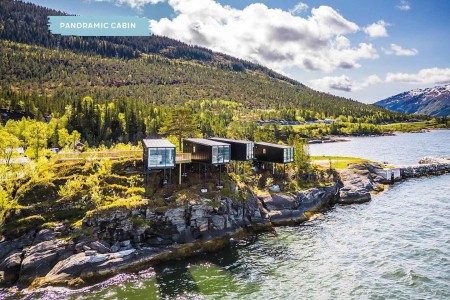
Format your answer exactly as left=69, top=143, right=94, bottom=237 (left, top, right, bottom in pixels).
left=28, top=0, right=450, bottom=104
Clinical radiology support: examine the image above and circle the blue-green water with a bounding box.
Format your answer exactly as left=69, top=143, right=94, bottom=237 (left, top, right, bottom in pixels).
left=8, top=131, right=450, bottom=299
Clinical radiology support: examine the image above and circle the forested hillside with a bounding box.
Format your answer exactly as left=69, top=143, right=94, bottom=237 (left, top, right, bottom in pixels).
left=0, top=0, right=422, bottom=147
left=1, top=0, right=402, bottom=113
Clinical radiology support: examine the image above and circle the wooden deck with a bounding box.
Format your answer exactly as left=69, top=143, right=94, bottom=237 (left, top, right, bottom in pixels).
left=53, top=150, right=192, bottom=164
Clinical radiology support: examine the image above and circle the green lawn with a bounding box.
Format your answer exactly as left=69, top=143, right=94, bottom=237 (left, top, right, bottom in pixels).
left=310, top=156, right=370, bottom=169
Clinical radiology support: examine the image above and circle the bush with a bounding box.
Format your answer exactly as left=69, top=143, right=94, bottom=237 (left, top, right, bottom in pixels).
left=16, top=179, right=57, bottom=206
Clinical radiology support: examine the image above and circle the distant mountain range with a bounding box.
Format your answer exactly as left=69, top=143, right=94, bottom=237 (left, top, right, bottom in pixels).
left=375, top=85, right=450, bottom=117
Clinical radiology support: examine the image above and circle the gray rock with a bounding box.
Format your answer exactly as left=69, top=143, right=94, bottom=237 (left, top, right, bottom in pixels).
left=33, top=229, right=56, bottom=245
left=75, top=242, right=86, bottom=253
left=44, top=249, right=138, bottom=283
left=0, top=250, right=22, bottom=286
left=19, top=239, right=74, bottom=285
left=110, top=242, right=120, bottom=253
left=89, top=241, right=110, bottom=254
left=120, top=240, right=131, bottom=247
left=165, top=207, right=186, bottom=234
left=210, top=215, right=226, bottom=231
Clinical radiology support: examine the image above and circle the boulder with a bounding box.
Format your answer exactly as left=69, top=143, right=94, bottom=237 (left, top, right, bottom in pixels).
left=89, top=241, right=110, bottom=254
left=0, top=250, right=22, bottom=286
left=44, top=249, right=141, bottom=284
left=33, top=229, right=56, bottom=245
left=19, top=239, right=74, bottom=285
left=165, top=207, right=186, bottom=233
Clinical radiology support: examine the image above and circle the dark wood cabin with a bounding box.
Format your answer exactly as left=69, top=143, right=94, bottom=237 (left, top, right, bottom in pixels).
left=208, top=137, right=254, bottom=161
left=254, top=142, right=294, bottom=164
left=142, top=139, right=176, bottom=170
left=183, top=138, right=230, bottom=165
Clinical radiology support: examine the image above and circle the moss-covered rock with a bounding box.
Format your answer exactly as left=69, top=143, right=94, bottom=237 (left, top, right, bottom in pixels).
left=15, top=180, right=57, bottom=206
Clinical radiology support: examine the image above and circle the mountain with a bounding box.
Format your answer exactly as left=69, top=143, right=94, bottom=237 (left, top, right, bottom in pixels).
left=375, top=85, right=450, bottom=117
left=0, top=0, right=406, bottom=125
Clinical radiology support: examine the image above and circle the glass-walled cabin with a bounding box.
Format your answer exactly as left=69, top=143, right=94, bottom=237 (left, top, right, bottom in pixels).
left=208, top=137, right=254, bottom=161
left=142, top=139, right=176, bottom=170
left=183, top=138, right=230, bottom=165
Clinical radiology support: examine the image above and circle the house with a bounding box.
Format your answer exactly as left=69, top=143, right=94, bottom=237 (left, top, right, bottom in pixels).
left=142, top=139, right=176, bottom=170
left=254, top=142, right=294, bottom=164
left=208, top=137, right=254, bottom=161
left=75, top=142, right=85, bottom=150
left=183, top=138, right=230, bottom=165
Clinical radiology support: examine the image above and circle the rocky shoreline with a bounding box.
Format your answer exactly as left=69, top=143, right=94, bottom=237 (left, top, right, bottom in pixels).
left=1, top=159, right=449, bottom=291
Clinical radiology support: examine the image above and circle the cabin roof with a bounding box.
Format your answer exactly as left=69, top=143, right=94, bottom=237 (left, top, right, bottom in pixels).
left=184, top=138, right=229, bottom=147
left=209, top=137, right=254, bottom=144
left=254, top=142, right=294, bottom=149
left=142, top=139, right=175, bottom=148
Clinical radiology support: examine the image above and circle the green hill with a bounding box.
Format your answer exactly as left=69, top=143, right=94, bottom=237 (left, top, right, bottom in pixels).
left=0, top=1, right=403, bottom=114
left=0, top=0, right=421, bottom=146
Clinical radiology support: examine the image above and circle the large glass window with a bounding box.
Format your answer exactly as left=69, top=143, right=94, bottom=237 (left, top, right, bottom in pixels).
left=148, top=147, right=175, bottom=168
left=284, top=147, right=294, bottom=163
left=212, top=146, right=218, bottom=164
left=247, top=143, right=254, bottom=160
left=213, top=145, right=230, bottom=164
left=223, top=146, right=230, bottom=163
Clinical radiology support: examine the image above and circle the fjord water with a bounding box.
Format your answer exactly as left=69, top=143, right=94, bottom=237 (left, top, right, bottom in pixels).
left=308, top=130, right=450, bottom=165
left=20, top=131, right=450, bottom=299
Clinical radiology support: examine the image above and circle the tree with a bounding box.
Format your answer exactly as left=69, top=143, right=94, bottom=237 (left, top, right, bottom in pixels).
left=158, top=108, right=199, bottom=150
left=288, top=135, right=310, bottom=174
left=24, top=121, right=47, bottom=159
left=0, top=131, right=20, bottom=165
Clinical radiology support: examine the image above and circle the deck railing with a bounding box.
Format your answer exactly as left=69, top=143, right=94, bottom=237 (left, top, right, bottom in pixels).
left=176, top=152, right=192, bottom=163
left=53, top=150, right=192, bottom=163
left=53, top=150, right=142, bottom=162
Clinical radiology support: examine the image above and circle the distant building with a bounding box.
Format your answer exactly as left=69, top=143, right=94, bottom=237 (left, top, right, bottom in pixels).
left=183, top=138, right=230, bottom=165
left=208, top=137, right=254, bottom=161
left=379, top=168, right=401, bottom=181
left=254, top=142, right=294, bottom=164
left=75, top=142, right=85, bottom=150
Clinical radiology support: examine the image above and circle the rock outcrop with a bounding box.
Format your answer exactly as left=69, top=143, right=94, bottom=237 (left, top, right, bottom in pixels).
left=337, top=163, right=384, bottom=204
left=19, top=239, right=74, bottom=285
left=3, top=158, right=448, bottom=289
left=400, top=158, right=450, bottom=178
left=260, top=183, right=341, bottom=225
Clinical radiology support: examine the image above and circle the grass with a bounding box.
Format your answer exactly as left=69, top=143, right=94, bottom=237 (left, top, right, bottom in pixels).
left=310, top=156, right=370, bottom=169
left=381, top=120, right=447, bottom=132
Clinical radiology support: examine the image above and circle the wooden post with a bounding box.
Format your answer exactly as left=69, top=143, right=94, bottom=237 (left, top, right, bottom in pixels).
left=179, top=164, right=182, bottom=185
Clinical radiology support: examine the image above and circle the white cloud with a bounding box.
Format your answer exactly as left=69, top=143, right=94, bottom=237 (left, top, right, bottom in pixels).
left=290, top=2, right=309, bottom=15
left=151, top=0, right=378, bottom=73
left=94, top=0, right=164, bottom=10
left=386, top=68, right=450, bottom=84
left=309, top=74, right=382, bottom=92
left=396, top=0, right=411, bottom=11
left=363, top=20, right=388, bottom=38
left=383, top=43, right=418, bottom=56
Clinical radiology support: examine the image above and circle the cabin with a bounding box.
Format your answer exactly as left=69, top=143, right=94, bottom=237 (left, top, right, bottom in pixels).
left=208, top=137, right=254, bottom=161
left=142, top=139, right=176, bottom=170
left=183, top=138, right=230, bottom=165
left=254, top=142, right=294, bottom=164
